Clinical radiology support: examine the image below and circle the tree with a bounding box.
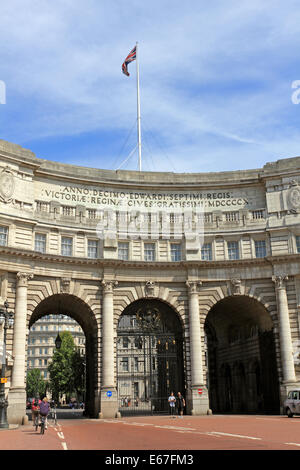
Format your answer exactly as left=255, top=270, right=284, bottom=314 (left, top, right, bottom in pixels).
left=48, top=330, right=85, bottom=402
left=26, top=369, right=46, bottom=398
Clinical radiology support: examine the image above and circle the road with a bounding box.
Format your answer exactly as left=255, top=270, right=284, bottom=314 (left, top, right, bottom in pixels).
left=1, top=412, right=300, bottom=458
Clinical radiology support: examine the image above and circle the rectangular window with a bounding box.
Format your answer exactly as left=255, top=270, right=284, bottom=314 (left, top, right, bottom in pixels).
left=35, top=233, right=46, bottom=253
left=296, top=236, right=300, bottom=253
left=121, top=357, right=129, bottom=372
left=87, top=239, right=98, bottom=258
left=170, top=243, right=181, bottom=261
left=227, top=241, right=239, bottom=260
left=255, top=240, right=266, bottom=258
left=225, top=211, right=239, bottom=222
left=252, top=210, right=265, bottom=220
left=118, top=242, right=129, bottom=260
left=201, top=243, right=212, bottom=261
left=144, top=243, right=155, bottom=261
left=61, top=236, right=73, bottom=256
left=0, top=226, right=8, bottom=246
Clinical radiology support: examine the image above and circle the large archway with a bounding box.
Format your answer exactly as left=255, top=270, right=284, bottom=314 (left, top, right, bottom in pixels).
left=117, top=298, right=185, bottom=416
left=29, top=294, right=99, bottom=418
left=204, top=295, right=280, bottom=414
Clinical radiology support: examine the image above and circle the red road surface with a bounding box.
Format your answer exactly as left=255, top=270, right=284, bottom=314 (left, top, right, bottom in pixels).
left=1, top=414, right=300, bottom=451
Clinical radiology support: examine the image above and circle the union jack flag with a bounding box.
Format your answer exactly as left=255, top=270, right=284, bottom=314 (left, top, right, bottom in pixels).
left=122, top=46, right=136, bottom=76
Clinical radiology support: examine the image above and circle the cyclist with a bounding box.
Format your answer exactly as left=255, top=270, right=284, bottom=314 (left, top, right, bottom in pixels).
left=39, top=397, right=50, bottom=429
left=31, top=398, right=40, bottom=428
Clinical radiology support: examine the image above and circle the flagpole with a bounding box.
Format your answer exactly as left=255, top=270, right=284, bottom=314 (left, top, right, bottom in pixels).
left=136, top=41, right=142, bottom=172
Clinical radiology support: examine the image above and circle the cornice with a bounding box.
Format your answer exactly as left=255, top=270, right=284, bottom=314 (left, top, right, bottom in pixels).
left=0, top=245, right=298, bottom=270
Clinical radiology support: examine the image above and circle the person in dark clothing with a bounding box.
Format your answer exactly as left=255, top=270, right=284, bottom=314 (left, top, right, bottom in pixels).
left=39, top=397, right=50, bottom=429
left=177, top=392, right=185, bottom=417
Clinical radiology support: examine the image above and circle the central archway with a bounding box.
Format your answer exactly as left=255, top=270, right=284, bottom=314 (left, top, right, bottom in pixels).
left=117, top=299, right=185, bottom=416
left=29, top=294, right=99, bottom=418
left=204, top=295, right=280, bottom=414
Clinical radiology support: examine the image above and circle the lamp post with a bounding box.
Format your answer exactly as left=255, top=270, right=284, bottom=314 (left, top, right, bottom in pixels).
left=0, top=300, right=14, bottom=428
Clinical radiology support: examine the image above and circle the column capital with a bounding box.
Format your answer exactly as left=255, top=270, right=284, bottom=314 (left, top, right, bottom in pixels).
left=186, top=280, right=202, bottom=294
left=16, top=272, right=33, bottom=287
left=102, top=279, right=118, bottom=294
left=272, top=274, right=288, bottom=290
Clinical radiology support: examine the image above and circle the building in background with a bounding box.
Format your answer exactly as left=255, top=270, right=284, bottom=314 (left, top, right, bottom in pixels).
left=27, top=315, right=85, bottom=381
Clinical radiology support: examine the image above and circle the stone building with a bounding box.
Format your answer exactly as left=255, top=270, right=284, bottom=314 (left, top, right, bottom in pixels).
left=0, top=139, right=299, bottom=424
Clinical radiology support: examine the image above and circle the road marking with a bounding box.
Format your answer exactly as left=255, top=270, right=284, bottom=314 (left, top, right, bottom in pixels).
left=57, top=432, right=65, bottom=439
left=155, top=425, right=197, bottom=431
left=207, top=431, right=261, bottom=440
left=61, top=442, right=68, bottom=450
left=285, top=442, right=300, bottom=447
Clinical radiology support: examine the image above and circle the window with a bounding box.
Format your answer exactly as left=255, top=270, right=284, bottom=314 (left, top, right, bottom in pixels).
left=225, top=212, right=239, bottom=222
left=201, top=243, right=212, bottom=261
left=61, top=236, right=73, bottom=256
left=227, top=241, right=239, bottom=260
left=170, top=243, right=181, bottom=261
left=35, top=233, right=46, bottom=253
left=252, top=210, right=265, bottom=220
left=144, top=243, right=155, bottom=261
left=0, top=226, right=8, bottom=246
left=118, top=242, right=129, bottom=260
left=87, top=239, right=98, bottom=258
left=62, top=206, right=75, bottom=217
left=296, top=236, right=300, bottom=253
left=121, top=357, right=129, bottom=372
left=123, top=337, right=129, bottom=348
left=255, top=240, right=266, bottom=258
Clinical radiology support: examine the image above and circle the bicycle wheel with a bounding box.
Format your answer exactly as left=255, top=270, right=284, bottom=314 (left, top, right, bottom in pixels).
left=40, top=419, right=45, bottom=434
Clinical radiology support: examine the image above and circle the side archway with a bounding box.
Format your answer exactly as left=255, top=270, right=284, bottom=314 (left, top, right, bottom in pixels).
left=204, top=295, right=280, bottom=414
left=29, top=294, right=99, bottom=418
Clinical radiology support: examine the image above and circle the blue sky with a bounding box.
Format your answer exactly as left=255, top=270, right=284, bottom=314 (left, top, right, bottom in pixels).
left=1, top=0, right=300, bottom=173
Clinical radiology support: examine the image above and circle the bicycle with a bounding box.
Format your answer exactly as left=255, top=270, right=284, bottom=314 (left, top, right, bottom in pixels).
left=33, top=412, right=40, bottom=432
left=39, top=415, right=47, bottom=434
left=51, top=406, right=57, bottom=425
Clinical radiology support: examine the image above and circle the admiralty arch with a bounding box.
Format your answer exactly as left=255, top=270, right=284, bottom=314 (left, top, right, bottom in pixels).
left=0, top=139, right=299, bottom=424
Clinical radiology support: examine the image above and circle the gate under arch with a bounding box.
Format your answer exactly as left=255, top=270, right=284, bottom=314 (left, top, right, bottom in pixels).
left=117, top=299, right=185, bottom=416
left=204, top=295, right=280, bottom=414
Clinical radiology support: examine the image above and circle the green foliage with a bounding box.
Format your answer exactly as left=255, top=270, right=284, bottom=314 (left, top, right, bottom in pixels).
left=48, top=330, right=85, bottom=401
left=26, top=368, right=46, bottom=398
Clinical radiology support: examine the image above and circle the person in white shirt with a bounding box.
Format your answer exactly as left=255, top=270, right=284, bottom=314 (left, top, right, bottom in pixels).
left=168, top=392, right=176, bottom=417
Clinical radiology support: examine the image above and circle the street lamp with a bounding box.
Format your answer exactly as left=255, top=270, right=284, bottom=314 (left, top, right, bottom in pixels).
left=55, top=312, right=62, bottom=350
left=0, top=300, right=14, bottom=428
left=55, top=332, right=62, bottom=350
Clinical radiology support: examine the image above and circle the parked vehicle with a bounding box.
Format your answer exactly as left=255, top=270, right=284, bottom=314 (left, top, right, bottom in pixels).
left=284, top=389, right=300, bottom=418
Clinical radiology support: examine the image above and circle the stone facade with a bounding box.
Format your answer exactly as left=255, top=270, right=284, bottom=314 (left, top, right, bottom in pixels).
left=0, top=139, right=299, bottom=423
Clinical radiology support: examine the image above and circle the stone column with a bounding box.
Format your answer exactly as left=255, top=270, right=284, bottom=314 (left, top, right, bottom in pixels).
left=99, top=279, right=118, bottom=418
left=186, top=280, right=210, bottom=415
left=8, top=271, right=33, bottom=425
left=272, top=275, right=296, bottom=384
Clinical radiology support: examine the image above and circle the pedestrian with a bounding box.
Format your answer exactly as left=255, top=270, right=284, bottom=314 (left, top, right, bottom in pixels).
left=31, top=397, right=40, bottom=426
left=39, top=397, right=50, bottom=429
left=177, top=392, right=185, bottom=417
left=168, top=391, right=176, bottom=417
